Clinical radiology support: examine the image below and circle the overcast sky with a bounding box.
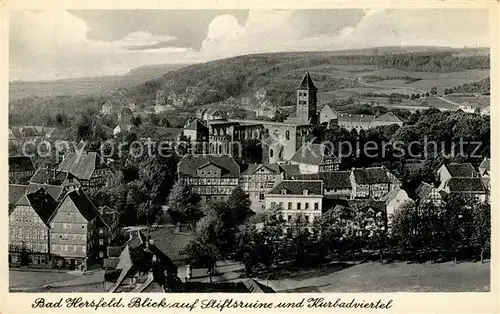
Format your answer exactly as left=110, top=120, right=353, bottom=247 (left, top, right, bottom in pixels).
left=10, top=9, right=490, bottom=81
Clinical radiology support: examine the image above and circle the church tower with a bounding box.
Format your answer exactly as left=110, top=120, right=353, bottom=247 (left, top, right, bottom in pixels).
left=296, top=72, right=318, bottom=125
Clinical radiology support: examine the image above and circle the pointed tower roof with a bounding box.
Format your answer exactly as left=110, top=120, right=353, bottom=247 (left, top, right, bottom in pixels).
left=297, top=72, right=317, bottom=90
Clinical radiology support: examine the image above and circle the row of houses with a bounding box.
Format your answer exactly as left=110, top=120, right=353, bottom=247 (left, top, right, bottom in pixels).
left=177, top=152, right=491, bottom=224
left=8, top=152, right=117, bottom=269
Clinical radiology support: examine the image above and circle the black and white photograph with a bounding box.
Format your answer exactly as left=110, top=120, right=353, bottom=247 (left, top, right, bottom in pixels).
left=7, top=7, right=492, bottom=295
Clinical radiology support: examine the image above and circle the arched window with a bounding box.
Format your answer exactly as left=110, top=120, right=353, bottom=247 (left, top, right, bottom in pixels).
left=218, top=144, right=222, bottom=155
left=270, top=149, right=274, bottom=158
left=285, top=130, right=290, bottom=140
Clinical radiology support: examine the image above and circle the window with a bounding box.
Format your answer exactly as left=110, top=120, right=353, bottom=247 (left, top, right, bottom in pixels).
left=305, top=215, right=310, bottom=223
left=305, top=203, right=309, bottom=210
left=285, top=130, right=290, bottom=140
left=303, top=189, right=309, bottom=195
left=99, top=239, right=104, bottom=246
left=314, top=202, right=319, bottom=210
left=99, top=229, right=104, bottom=235
left=279, top=202, right=283, bottom=208
left=287, top=215, right=292, bottom=221
left=297, top=203, right=302, bottom=210
left=270, top=149, right=273, bottom=158
left=201, top=171, right=205, bottom=175
left=281, top=189, right=287, bottom=195
left=259, top=193, right=265, bottom=200
left=288, top=202, right=292, bottom=210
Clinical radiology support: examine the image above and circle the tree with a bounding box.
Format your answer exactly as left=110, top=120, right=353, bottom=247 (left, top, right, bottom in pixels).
left=132, top=116, right=142, bottom=127
left=226, top=186, right=254, bottom=225
left=167, top=179, right=202, bottom=223
left=235, top=222, right=260, bottom=276
left=287, top=214, right=311, bottom=265
left=471, top=203, right=490, bottom=262
left=430, top=86, right=438, bottom=95
left=260, top=203, right=286, bottom=266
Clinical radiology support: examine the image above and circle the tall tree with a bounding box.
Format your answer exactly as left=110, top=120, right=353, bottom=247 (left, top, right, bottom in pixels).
left=167, top=179, right=202, bottom=223
left=226, top=186, right=254, bottom=225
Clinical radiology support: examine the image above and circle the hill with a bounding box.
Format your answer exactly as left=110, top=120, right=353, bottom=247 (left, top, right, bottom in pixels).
left=9, top=63, right=190, bottom=100
left=125, top=48, right=489, bottom=109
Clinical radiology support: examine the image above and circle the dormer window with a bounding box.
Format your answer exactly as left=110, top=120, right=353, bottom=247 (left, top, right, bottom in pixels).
left=281, top=189, right=287, bottom=195
left=303, top=189, right=309, bottom=195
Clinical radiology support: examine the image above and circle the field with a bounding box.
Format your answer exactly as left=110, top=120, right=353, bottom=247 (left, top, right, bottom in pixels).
left=267, top=261, right=490, bottom=292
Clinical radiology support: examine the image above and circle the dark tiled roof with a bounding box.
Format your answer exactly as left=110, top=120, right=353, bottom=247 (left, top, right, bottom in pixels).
left=107, top=246, right=125, bottom=258
left=103, top=258, right=119, bottom=269
left=184, top=119, right=208, bottom=131
left=27, top=183, right=65, bottom=201
left=415, top=182, right=435, bottom=200
left=373, top=112, right=403, bottom=124
left=278, top=164, right=301, bottom=178
left=352, top=167, right=390, bottom=185
left=240, top=163, right=280, bottom=176
left=269, top=180, right=323, bottom=196
left=445, top=163, right=477, bottom=177
left=17, top=188, right=59, bottom=226
left=446, top=177, right=487, bottom=193
left=290, top=171, right=351, bottom=190
left=178, top=154, right=239, bottom=178
left=57, top=152, right=110, bottom=180
left=30, top=167, right=71, bottom=185
left=9, top=184, right=27, bottom=205
left=290, top=143, right=338, bottom=166
left=9, top=156, right=35, bottom=173
left=55, top=188, right=101, bottom=222
left=297, top=72, right=317, bottom=90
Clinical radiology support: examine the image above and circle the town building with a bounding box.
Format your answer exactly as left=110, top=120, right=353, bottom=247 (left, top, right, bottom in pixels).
left=290, top=143, right=340, bottom=174
left=57, top=152, right=113, bottom=192
left=437, top=162, right=478, bottom=190
left=382, top=186, right=413, bottom=217
left=414, top=182, right=443, bottom=207
left=319, top=105, right=403, bottom=130
left=177, top=154, right=240, bottom=205
left=291, top=171, right=352, bottom=198
left=9, top=184, right=27, bottom=210
left=9, top=155, right=36, bottom=184
left=350, top=167, right=399, bottom=199
left=9, top=188, right=58, bottom=268
left=48, top=188, right=110, bottom=269
left=439, top=177, right=488, bottom=203
left=239, top=163, right=283, bottom=212
left=265, top=180, right=323, bottom=224
left=9, top=126, right=56, bottom=148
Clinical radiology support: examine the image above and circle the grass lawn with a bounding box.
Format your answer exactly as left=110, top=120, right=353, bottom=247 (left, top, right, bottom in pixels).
left=265, top=261, right=490, bottom=293
left=9, top=270, right=78, bottom=289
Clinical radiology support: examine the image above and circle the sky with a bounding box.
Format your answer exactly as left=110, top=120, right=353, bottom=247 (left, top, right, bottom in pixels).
left=9, top=9, right=490, bottom=81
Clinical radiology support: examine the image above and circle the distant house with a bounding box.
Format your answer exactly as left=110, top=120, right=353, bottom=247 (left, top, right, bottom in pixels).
left=414, top=182, right=443, bottom=207
left=382, top=186, right=413, bottom=218
left=105, top=230, right=179, bottom=293
left=48, top=188, right=110, bottom=268
left=336, top=113, right=375, bottom=130
left=290, top=171, right=352, bottom=199
left=9, top=156, right=35, bottom=184
left=319, top=105, right=338, bottom=127
left=290, top=143, right=340, bottom=174
left=371, top=112, right=404, bottom=127
left=350, top=167, right=399, bottom=200
left=239, top=163, right=283, bottom=212
left=182, top=119, right=209, bottom=150
left=177, top=154, right=240, bottom=205
left=9, top=188, right=58, bottom=268
left=265, top=180, right=323, bottom=224
left=319, top=107, right=403, bottom=130
left=440, top=177, right=488, bottom=203
left=196, top=108, right=223, bottom=122
left=9, top=126, right=56, bottom=147
left=437, top=162, right=478, bottom=190
left=57, top=152, right=113, bottom=192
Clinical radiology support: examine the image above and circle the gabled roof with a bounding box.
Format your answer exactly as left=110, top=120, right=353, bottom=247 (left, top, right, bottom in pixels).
left=178, top=154, right=239, bottom=178
left=297, top=72, right=317, bottom=91
left=352, top=167, right=390, bottom=185
left=290, top=143, right=338, bottom=166
left=184, top=119, right=208, bottom=131
left=381, top=186, right=410, bottom=205
left=14, top=188, right=59, bottom=226
left=320, top=105, right=337, bottom=115
left=30, top=167, right=72, bottom=185
left=9, top=184, right=27, bottom=206
left=27, top=183, right=65, bottom=201
left=268, top=180, right=323, bottom=196
left=373, top=112, right=403, bottom=124
left=291, top=171, right=352, bottom=190
left=9, top=156, right=35, bottom=173
left=57, top=152, right=110, bottom=180
left=53, top=188, right=102, bottom=222
left=278, top=164, right=301, bottom=178
left=414, top=182, right=437, bottom=200
left=443, top=163, right=477, bottom=177
left=240, top=163, right=281, bottom=176
left=445, top=177, right=487, bottom=193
